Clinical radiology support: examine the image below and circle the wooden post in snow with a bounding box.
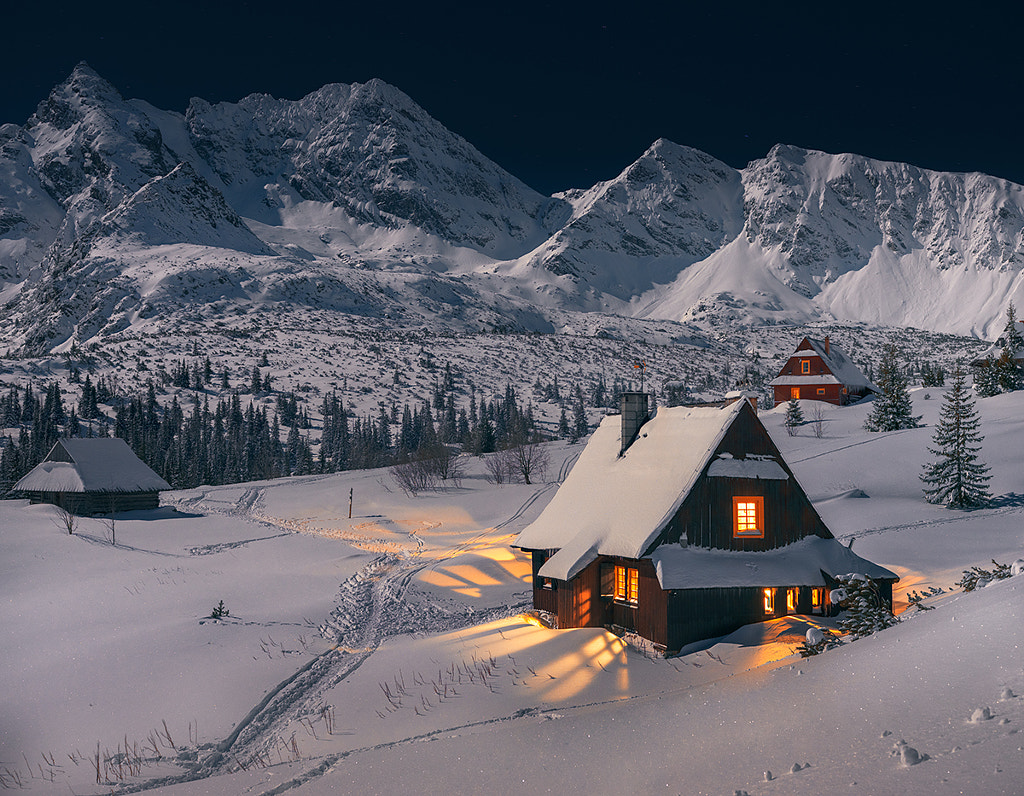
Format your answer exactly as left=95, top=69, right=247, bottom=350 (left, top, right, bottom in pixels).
left=348, top=488, right=353, bottom=519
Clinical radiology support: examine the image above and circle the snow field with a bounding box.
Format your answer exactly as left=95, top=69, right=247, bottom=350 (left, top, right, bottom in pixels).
left=0, top=388, right=1022, bottom=793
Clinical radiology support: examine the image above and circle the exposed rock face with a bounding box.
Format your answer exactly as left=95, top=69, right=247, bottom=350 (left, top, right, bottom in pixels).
left=3, top=64, right=1024, bottom=353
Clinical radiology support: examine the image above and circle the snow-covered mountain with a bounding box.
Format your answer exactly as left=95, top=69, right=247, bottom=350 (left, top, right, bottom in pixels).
left=3, top=63, right=1024, bottom=353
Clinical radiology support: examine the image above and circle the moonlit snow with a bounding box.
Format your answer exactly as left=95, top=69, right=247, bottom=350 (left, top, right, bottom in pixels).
left=1, top=389, right=1023, bottom=794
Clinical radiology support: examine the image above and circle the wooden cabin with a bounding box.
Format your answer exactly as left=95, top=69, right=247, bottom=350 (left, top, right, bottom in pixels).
left=14, top=438, right=170, bottom=515
left=769, top=336, right=876, bottom=408
left=969, top=319, right=1024, bottom=368
left=514, top=394, right=897, bottom=653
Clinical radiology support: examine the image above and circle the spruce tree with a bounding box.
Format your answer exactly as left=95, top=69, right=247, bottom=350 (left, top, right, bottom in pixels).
left=864, top=344, right=921, bottom=431
left=1003, top=301, right=1024, bottom=353
left=920, top=363, right=991, bottom=508
left=784, top=398, right=804, bottom=435
left=571, top=386, right=588, bottom=441
left=832, top=574, right=898, bottom=638
left=973, top=357, right=1000, bottom=397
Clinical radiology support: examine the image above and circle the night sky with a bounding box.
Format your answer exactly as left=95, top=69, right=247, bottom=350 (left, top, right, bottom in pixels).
left=3, top=2, right=1021, bottom=196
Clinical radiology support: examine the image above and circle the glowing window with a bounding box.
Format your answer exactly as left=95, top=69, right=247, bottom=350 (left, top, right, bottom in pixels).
left=763, top=588, right=775, bottom=614
left=733, top=496, right=765, bottom=538
left=614, top=565, right=638, bottom=605
left=811, top=588, right=821, bottom=608
left=790, top=387, right=800, bottom=400
left=786, top=588, right=797, bottom=613
left=801, top=359, right=810, bottom=374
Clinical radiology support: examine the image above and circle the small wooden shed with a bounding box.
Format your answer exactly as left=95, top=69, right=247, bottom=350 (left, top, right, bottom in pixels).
left=514, top=394, right=897, bottom=653
left=14, top=438, right=170, bottom=515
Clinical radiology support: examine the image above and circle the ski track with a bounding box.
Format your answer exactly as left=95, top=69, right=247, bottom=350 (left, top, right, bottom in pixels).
left=134, top=455, right=580, bottom=792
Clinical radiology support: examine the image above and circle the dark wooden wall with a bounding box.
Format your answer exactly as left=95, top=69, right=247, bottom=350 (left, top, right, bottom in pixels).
left=654, top=401, right=833, bottom=552
left=556, top=559, right=604, bottom=630
left=529, top=550, right=559, bottom=615
left=666, top=587, right=768, bottom=650
left=603, top=557, right=668, bottom=648
left=27, top=490, right=161, bottom=515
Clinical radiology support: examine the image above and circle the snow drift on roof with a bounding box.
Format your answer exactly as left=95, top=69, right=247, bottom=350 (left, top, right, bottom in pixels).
left=517, top=401, right=744, bottom=580
left=651, top=536, right=897, bottom=589
left=14, top=439, right=171, bottom=493
left=707, top=454, right=788, bottom=480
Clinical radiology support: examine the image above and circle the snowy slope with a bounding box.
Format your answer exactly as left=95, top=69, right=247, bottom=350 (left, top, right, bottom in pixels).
left=3, top=65, right=1024, bottom=354
left=1, top=389, right=1022, bottom=794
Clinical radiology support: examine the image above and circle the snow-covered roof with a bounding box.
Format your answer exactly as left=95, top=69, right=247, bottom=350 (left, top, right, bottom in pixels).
left=767, top=375, right=842, bottom=386
left=973, top=321, right=1024, bottom=363
left=707, top=454, right=788, bottom=480
left=651, top=536, right=897, bottom=589
left=769, top=337, right=877, bottom=392
left=515, top=401, right=746, bottom=580
left=14, top=439, right=171, bottom=494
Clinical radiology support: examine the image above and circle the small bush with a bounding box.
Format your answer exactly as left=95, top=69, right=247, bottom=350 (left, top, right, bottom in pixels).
left=832, top=574, right=897, bottom=638
left=957, top=560, right=1013, bottom=592
left=210, top=600, right=229, bottom=619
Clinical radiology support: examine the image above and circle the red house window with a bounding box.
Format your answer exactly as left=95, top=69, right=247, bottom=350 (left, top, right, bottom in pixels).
left=733, top=496, right=765, bottom=538
left=800, top=359, right=811, bottom=374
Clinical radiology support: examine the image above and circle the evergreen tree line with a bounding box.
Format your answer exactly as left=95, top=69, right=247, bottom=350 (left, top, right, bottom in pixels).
left=1, top=378, right=554, bottom=495
left=973, top=303, right=1024, bottom=397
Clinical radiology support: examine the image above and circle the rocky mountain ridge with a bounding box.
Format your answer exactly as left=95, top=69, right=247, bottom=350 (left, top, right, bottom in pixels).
left=2, top=63, right=1023, bottom=354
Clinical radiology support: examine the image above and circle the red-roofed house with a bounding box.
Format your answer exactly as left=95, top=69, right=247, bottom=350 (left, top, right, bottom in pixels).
left=769, top=336, right=877, bottom=408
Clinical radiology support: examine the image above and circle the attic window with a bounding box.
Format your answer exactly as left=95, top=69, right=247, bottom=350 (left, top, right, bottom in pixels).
left=613, top=565, right=639, bottom=605
left=733, top=496, right=764, bottom=538
left=801, top=359, right=810, bottom=374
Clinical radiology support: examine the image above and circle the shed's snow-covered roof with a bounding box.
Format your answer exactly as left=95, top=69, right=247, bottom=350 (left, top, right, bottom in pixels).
left=651, top=536, right=897, bottom=589
left=769, top=337, right=877, bottom=392
left=515, top=401, right=745, bottom=580
left=14, top=439, right=171, bottom=493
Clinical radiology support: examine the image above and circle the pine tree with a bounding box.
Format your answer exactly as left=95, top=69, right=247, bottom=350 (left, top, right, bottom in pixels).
left=864, top=344, right=921, bottom=431
left=973, top=357, right=1000, bottom=397
left=1003, top=301, right=1024, bottom=353
left=784, top=398, right=804, bottom=435
left=920, top=362, right=991, bottom=508
left=571, top=386, right=587, bottom=441
left=832, top=574, right=898, bottom=638
left=994, top=349, right=1023, bottom=392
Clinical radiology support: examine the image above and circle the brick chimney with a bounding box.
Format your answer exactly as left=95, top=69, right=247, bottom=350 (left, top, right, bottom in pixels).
left=620, top=392, right=649, bottom=454
left=824, top=335, right=830, bottom=355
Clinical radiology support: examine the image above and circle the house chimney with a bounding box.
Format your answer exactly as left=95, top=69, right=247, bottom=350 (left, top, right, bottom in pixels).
left=824, top=335, right=830, bottom=355
left=620, top=392, right=649, bottom=453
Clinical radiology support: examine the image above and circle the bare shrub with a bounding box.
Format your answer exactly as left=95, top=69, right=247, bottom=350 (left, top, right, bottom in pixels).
left=484, top=449, right=511, bottom=485
left=509, top=442, right=549, bottom=485
left=485, top=442, right=550, bottom=485
left=392, top=445, right=462, bottom=495
left=392, top=458, right=437, bottom=496
left=52, top=505, right=78, bottom=535
left=811, top=405, right=825, bottom=439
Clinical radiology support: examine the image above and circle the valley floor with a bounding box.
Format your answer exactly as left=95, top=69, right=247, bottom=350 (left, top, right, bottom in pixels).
left=1, top=390, right=1023, bottom=795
